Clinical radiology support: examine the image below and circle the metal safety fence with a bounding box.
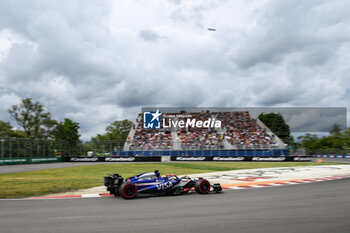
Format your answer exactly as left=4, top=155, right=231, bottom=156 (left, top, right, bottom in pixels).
left=309, top=148, right=350, bottom=155
left=0, top=138, right=70, bottom=158
left=0, top=138, right=290, bottom=159
left=0, top=138, right=126, bottom=158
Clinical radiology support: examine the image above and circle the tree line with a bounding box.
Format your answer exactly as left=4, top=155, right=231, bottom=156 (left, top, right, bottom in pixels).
left=0, top=98, right=133, bottom=146
left=2, top=98, right=348, bottom=153
left=297, top=124, right=350, bottom=152
left=258, top=112, right=350, bottom=153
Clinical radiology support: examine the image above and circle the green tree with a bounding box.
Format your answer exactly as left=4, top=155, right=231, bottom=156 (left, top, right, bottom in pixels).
left=329, top=123, right=342, bottom=135
left=296, top=128, right=350, bottom=152
left=54, top=118, right=80, bottom=144
left=0, top=121, right=14, bottom=138
left=341, top=128, right=350, bottom=149
left=54, top=118, right=80, bottom=155
left=258, top=112, right=291, bottom=143
left=0, top=120, right=27, bottom=138
left=8, top=98, right=57, bottom=139
left=297, top=133, right=319, bottom=150
left=92, top=119, right=132, bottom=141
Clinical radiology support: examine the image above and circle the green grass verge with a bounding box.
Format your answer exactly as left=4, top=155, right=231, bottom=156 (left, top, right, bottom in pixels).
left=0, top=162, right=346, bottom=198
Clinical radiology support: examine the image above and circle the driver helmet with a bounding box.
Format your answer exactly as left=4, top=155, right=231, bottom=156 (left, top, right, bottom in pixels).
left=154, top=170, right=160, bottom=177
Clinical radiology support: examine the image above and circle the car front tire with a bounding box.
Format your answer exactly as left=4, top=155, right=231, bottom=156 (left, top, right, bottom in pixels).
left=195, top=179, right=210, bottom=194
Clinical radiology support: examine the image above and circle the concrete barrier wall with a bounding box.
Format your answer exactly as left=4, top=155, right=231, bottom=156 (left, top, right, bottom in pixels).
left=315, top=155, right=350, bottom=159
left=0, top=157, right=62, bottom=165
left=63, top=156, right=310, bottom=162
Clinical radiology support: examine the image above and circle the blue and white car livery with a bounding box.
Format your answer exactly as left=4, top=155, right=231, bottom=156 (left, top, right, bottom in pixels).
left=104, top=170, right=222, bottom=199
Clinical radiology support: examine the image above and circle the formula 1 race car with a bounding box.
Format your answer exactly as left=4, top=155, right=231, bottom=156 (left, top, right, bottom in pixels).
left=104, top=170, right=222, bottom=199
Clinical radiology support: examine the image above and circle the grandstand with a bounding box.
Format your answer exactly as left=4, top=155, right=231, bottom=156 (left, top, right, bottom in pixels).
left=124, top=111, right=286, bottom=151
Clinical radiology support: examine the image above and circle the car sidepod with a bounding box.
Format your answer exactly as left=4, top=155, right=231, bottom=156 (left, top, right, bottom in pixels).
left=133, top=178, right=180, bottom=194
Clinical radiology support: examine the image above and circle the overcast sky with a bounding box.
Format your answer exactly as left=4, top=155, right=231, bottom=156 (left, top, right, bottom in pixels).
left=0, top=0, right=350, bottom=139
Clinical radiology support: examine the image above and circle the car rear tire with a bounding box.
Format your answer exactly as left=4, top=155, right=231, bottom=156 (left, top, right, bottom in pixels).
left=119, top=182, right=137, bottom=199
left=195, top=179, right=210, bottom=194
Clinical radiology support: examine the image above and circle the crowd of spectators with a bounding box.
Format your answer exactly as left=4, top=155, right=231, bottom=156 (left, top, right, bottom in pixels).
left=178, top=129, right=224, bottom=150
left=215, top=112, right=274, bottom=147
left=177, top=111, right=224, bottom=149
left=129, top=114, right=172, bottom=150
left=128, top=111, right=276, bottom=150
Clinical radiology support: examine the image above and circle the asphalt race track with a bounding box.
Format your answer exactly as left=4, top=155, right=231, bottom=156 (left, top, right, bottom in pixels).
left=1, top=178, right=350, bottom=233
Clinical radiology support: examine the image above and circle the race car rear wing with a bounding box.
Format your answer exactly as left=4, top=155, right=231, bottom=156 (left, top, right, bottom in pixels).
left=104, top=174, right=124, bottom=193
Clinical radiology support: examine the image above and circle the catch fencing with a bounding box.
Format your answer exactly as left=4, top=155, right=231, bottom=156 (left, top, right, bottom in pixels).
left=0, top=138, right=69, bottom=158
left=1, top=138, right=293, bottom=165
left=0, top=138, right=126, bottom=159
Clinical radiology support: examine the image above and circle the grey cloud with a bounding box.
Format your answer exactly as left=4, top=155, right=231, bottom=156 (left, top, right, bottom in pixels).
left=0, top=0, right=350, bottom=139
left=139, top=30, right=162, bottom=42
left=168, top=0, right=181, bottom=5
left=279, top=108, right=347, bottom=132
left=231, top=0, right=350, bottom=68
left=143, top=107, right=347, bottom=133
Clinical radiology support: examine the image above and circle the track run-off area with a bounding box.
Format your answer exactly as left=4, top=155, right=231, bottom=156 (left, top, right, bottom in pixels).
left=1, top=161, right=350, bottom=233
left=1, top=177, right=350, bottom=233
left=23, top=164, right=350, bottom=199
